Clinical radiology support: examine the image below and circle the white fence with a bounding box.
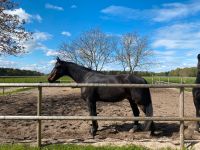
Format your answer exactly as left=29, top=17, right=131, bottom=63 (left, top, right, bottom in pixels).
left=0, top=83, right=200, bottom=150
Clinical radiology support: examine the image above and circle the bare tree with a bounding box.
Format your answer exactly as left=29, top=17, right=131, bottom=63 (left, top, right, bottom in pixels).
left=116, top=32, right=153, bottom=73
left=59, top=28, right=117, bottom=71
left=0, top=0, right=31, bottom=55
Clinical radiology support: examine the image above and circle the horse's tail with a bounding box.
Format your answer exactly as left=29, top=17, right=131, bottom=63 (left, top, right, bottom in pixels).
left=143, top=79, right=153, bottom=117
left=142, top=79, right=155, bottom=132
left=128, top=75, right=154, bottom=132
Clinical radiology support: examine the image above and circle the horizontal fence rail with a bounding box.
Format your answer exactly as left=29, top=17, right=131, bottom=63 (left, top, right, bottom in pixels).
left=0, top=83, right=200, bottom=88
left=0, top=83, right=199, bottom=150
left=1, top=116, right=200, bottom=121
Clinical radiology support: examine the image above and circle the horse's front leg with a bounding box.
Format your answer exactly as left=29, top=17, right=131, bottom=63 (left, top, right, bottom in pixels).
left=194, top=99, right=200, bottom=132
left=128, top=99, right=142, bottom=132
left=87, top=98, right=98, bottom=137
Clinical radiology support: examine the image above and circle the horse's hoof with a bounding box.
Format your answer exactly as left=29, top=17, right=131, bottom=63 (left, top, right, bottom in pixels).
left=142, top=121, right=154, bottom=132
left=129, top=124, right=142, bottom=132
left=194, top=124, right=200, bottom=133
left=89, top=128, right=97, bottom=138
left=150, top=130, right=156, bottom=136
left=195, top=128, right=200, bottom=133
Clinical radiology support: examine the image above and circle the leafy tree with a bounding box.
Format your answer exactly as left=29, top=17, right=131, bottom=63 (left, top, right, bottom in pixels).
left=165, top=67, right=197, bottom=77
left=0, top=68, right=43, bottom=76
left=0, top=0, right=31, bottom=55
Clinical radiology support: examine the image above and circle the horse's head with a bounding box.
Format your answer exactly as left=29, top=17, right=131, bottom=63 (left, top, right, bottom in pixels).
left=196, top=54, right=200, bottom=70
left=198, top=54, right=200, bottom=60
left=48, top=57, right=66, bottom=83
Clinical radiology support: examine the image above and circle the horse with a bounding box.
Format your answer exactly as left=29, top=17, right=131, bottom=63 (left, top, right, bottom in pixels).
left=193, top=54, right=200, bottom=132
left=48, top=57, right=155, bottom=136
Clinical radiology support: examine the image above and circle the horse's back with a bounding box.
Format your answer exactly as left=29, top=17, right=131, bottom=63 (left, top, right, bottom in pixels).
left=81, top=72, right=149, bottom=102
left=84, top=72, right=146, bottom=84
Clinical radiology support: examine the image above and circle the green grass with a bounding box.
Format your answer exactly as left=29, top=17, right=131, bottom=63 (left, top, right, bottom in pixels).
left=0, top=144, right=151, bottom=150
left=0, top=144, right=187, bottom=150
left=144, top=76, right=195, bottom=84
left=0, top=76, right=73, bottom=95
left=0, top=76, right=196, bottom=84
left=0, top=76, right=72, bottom=95
left=0, top=76, right=72, bottom=83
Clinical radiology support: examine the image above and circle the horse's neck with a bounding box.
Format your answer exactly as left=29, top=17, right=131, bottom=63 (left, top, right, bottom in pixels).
left=65, top=63, right=91, bottom=83
left=196, top=71, right=200, bottom=83
left=196, top=63, right=200, bottom=83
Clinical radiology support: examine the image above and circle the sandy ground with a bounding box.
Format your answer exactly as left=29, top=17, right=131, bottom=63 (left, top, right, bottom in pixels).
left=0, top=87, right=200, bottom=149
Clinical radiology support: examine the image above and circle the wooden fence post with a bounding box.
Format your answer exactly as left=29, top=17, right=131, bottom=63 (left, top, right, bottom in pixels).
left=37, top=86, right=42, bottom=147
left=179, top=87, right=184, bottom=150
left=181, top=77, right=183, bottom=84
left=2, top=78, right=5, bottom=95
left=2, top=87, right=4, bottom=95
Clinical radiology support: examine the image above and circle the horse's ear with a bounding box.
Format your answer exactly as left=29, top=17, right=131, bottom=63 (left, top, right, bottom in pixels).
left=57, top=57, right=61, bottom=62
left=198, top=54, right=200, bottom=60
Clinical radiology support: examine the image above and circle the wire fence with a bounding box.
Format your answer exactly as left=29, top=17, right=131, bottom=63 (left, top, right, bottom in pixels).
left=0, top=83, right=199, bottom=149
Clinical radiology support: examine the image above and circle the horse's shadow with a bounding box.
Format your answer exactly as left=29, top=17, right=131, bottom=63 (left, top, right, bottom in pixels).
left=98, top=122, right=180, bottom=137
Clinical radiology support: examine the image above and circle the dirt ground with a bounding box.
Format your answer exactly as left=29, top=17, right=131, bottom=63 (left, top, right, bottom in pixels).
left=0, top=87, right=200, bottom=149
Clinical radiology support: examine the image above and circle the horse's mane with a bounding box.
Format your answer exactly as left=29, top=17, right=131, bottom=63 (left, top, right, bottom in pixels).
left=64, top=61, right=103, bottom=74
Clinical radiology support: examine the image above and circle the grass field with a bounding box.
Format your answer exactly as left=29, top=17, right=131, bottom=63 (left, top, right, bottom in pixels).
left=0, top=144, right=151, bottom=150
left=0, top=76, right=196, bottom=84
left=0, top=76, right=196, bottom=95
left=0, top=76, right=72, bottom=94
left=144, top=76, right=195, bottom=84
left=0, top=76, right=72, bottom=83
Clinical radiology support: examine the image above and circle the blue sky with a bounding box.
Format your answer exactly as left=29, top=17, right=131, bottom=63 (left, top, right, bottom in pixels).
left=2, top=0, right=200, bottom=73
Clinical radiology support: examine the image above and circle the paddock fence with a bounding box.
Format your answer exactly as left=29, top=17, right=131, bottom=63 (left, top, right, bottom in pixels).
left=0, top=83, right=200, bottom=150
left=149, top=76, right=195, bottom=84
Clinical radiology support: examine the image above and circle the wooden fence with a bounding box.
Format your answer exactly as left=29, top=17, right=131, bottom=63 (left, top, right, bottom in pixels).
left=0, top=83, right=200, bottom=150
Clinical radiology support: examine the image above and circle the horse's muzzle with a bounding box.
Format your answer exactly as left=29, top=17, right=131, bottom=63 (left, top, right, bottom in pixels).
left=48, top=76, right=54, bottom=83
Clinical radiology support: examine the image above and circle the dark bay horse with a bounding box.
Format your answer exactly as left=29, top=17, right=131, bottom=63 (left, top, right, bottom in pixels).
left=48, top=57, right=155, bottom=136
left=193, top=54, right=200, bottom=132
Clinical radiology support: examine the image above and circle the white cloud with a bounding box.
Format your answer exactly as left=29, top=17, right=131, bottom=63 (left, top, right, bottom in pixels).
left=4, top=8, right=31, bottom=22
left=20, top=63, right=53, bottom=73
left=152, top=22, right=200, bottom=50
left=49, top=60, right=56, bottom=65
left=153, top=50, right=176, bottom=56
left=0, top=59, right=17, bottom=68
left=0, top=57, right=54, bottom=73
left=101, top=5, right=140, bottom=20
left=4, top=8, right=42, bottom=23
left=45, top=3, right=64, bottom=11
left=150, top=22, right=200, bottom=72
left=21, top=31, right=59, bottom=65
left=23, top=32, right=53, bottom=52
left=20, top=64, right=37, bottom=71
left=61, top=31, right=71, bottom=37
left=101, top=1, right=200, bottom=22
left=152, top=3, right=190, bottom=22
left=33, top=32, right=52, bottom=41
left=32, top=14, right=42, bottom=22
left=46, top=50, right=59, bottom=56
left=71, top=5, right=77, bottom=9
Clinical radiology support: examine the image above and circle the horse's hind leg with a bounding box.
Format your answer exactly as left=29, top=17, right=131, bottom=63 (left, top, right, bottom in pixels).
left=138, top=103, right=155, bottom=133
left=128, top=99, right=141, bottom=132
left=87, top=98, right=98, bottom=137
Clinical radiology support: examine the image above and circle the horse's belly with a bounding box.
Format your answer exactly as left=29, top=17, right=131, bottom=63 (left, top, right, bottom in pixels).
left=97, top=88, right=128, bottom=102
